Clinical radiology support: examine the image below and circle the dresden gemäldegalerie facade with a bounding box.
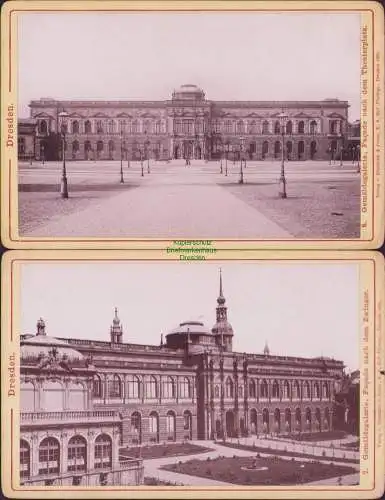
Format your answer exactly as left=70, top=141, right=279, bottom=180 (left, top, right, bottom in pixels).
left=20, top=273, right=345, bottom=486
left=24, top=84, right=349, bottom=162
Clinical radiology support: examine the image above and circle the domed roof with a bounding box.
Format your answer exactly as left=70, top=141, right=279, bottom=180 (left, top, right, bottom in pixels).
left=21, top=334, right=84, bottom=362
left=172, top=84, right=205, bottom=100
left=167, top=320, right=212, bottom=336
left=211, top=320, right=234, bottom=337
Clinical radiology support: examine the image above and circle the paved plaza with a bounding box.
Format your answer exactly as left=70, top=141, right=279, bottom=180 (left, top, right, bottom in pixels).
left=18, top=159, right=361, bottom=239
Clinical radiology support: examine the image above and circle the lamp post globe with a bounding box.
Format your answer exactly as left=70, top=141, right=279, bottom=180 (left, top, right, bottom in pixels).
left=277, top=111, right=288, bottom=199
left=58, top=111, right=69, bottom=199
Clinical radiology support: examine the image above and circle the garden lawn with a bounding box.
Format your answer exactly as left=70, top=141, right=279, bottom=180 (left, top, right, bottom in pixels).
left=161, top=455, right=357, bottom=485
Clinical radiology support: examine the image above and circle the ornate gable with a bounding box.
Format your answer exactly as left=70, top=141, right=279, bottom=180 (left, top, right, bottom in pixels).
left=34, top=112, right=55, bottom=119
left=116, top=112, right=133, bottom=118
left=326, top=112, right=344, bottom=119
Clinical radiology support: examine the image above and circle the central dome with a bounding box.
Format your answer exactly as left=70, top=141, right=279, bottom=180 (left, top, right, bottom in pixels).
left=21, top=334, right=84, bottom=362
left=167, top=320, right=212, bottom=336
left=172, top=84, right=205, bottom=101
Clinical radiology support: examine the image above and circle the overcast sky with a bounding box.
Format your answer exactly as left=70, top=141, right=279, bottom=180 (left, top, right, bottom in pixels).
left=18, top=11, right=361, bottom=120
left=20, top=261, right=359, bottom=371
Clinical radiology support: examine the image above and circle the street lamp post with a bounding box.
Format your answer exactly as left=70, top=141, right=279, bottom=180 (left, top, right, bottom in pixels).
left=239, top=137, right=244, bottom=184
left=278, top=111, right=288, bottom=199
left=140, top=145, right=144, bottom=177
left=58, top=111, right=69, bottom=199
left=340, top=141, right=344, bottom=167
left=146, top=141, right=150, bottom=174
left=225, top=142, right=229, bottom=176
left=119, top=131, right=124, bottom=183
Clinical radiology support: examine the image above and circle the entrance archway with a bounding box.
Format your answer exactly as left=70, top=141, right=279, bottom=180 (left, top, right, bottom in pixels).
left=225, top=411, right=235, bottom=437
left=295, top=408, right=302, bottom=432
left=183, top=410, right=192, bottom=440
left=298, top=141, right=305, bottom=160
left=285, top=408, right=291, bottom=433
left=310, top=140, right=317, bottom=159
left=250, top=409, right=257, bottom=435
left=262, top=408, right=269, bottom=434
left=262, top=141, right=269, bottom=160
left=174, top=145, right=180, bottom=159
left=274, top=408, right=281, bottom=434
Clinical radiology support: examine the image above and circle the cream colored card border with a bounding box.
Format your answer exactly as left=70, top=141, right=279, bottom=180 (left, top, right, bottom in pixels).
left=1, top=1, right=384, bottom=250
left=1, top=249, right=384, bottom=498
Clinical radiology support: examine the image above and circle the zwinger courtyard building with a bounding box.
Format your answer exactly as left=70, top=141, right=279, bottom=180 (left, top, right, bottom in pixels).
left=20, top=272, right=345, bottom=487
left=23, top=84, right=349, bottom=162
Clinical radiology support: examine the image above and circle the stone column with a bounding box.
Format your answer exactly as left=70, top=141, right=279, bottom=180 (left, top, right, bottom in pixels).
left=209, top=359, right=215, bottom=440
left=243, top=357, right=249, bottom=436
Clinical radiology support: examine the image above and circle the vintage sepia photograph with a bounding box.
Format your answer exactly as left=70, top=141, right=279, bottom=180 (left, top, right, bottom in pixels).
left=8, top=258, right=368, bottom=491
left=11, top=6, right=372, bottom=243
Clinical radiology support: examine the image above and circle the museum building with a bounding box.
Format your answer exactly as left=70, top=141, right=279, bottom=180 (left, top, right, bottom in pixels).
left=25, top=84, right=349, bottom=161
left=19, top=272, right=345, bottom=486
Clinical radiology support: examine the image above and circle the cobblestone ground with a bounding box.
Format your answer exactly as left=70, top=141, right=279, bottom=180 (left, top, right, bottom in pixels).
left=17, top=160, right=361, bottom=238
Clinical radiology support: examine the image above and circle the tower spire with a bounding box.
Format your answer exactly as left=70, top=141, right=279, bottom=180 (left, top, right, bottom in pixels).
left=110, top=307, right=123, bottom=344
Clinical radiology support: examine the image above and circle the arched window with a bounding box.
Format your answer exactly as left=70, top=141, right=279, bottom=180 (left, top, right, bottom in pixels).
left=249, top=121, right=256, bottom=134
left=72, top=121, right=80, bottom=135
left=149, top=411, right=159, bottom=440
left=305, top=408, right=312, bottom=430
left=310, top=120, right=317, bottom=134
left=42, top=381, right=64, bottom=411
left=68, top=435, right=87, bottom=472
left=225, top=377, right=234, bottom=398
left=262, top=121, right=269, bottom=134
left=127, top=375, right=141, bottom=399
left=293, top=380, right=300, bottom=399
left=155, top=121, right=161, bottom=134
left=108, top=140, right=115, bottom=158
left=303, top=381, right=311, bottom=399
left=224, top=121, right=232, bottom=133
left=166, top=411, right=176, bottom=441
left=20, top=440, right=30, bottom=479
left=131, top=412, right=141, bottom=439
left=283, top=380, right=290, bottom=399
left=21, top=382, right=35, bottom=411
left=262, top=408, right=269, bottom=433
left=214, top=385, right=220, bottom=398
left=323, top=382, right=329, bottom=399
left=274, top=140, right=281, bottom=158
left=93, top=375, right=102, bottom=398
left=96, top=140, right=104, bottom=152
left=314, top=382, right=320, bottom=399
left=249, top=379, right=256, bottom=398
left=274, top=121, right=280, bottom=134
left=179, top=377, right=191, bottom=399
left=94, top=434, right=112, bottom=469
left=146, top=375, right=158, bottom=398
left=143, top=120, right=151, bottom=134
left=183, top=410, right=192, bottom=435
left=108, top=120, right=115, bottom=134
left=298, top=121, right=305, bottom=134
left=272, top=380, right=280, bottom=399
left=39, top=437, right=60, bottom=475
left=109, top=375, right=122, bottom=398
left=262, top=141, right=269, bottom=158
left=132, top=120, right=139, bottom=134
left=239, top=385, right=243, bottom=398
left=315, top=408, right=321, bottom=430
left=286, top=121, right=293, bottom=134
left=250, top=409, right=257, bottom=434
left=120, top=120, right=126, bottom=133
left=274, top=408, right=281, bottom=433
left=260, top=379, right=268, bottom=398
left=330, top=120, right=337, bottom=134
left=162, top=376, right=175, bottom=398
left=236, top=121, right=245, bottom=134
left=84, top=120, right=92, bottom=134
left=39, top=120, right=48, bottom=135
left=96, top=120, right=104, bottom=134
left=67, top=382, right=85, bottom=410
left=295, top=407, right=302, bottom=431
left=285, top=408, right=292, bottom=433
